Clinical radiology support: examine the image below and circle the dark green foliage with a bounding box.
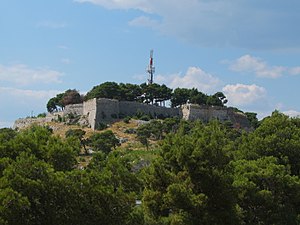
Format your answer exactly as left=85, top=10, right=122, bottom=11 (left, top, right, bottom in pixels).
left=0, top=152, right=137, bottom=225
left=60, top=89, right=83, bottom=107
left=207, top=91, right=228, bottom=106
left=65, top=128, right=86, bottom=139
left=2, top=110, right=300, bottom=224
left=47, top=90, right=82, bottom=112
left=136, top=125, right=151, bottom=149
left=123, top=116, right=131, bottom=123
left=143, top=121, right=238, bottom=225
left=119, top=83, right=143, bottom=101
left=89, top=130, right=120, bottom=154
left=84, top=82, right=173, bottom=106
left=232, top=157, right=300, bottom=225
left=46, top=137, right=79, bottom=171
left=0, top=125, right=79, bottom=170
left=171, top=87, right=227, bottom=108
left=0, top=126, right=140, bottom=225
left=245, top=112, right=259, bottom=128
left=136, top=120, right=166, bottom=149
left=0, top=128, right=17, bottom=159
left=95, top=122, right=107, bottom=130
left=140, top=83, right=172, bottom=105
left=85, top=81, right=122, bottom=100
left=171, top=87, right=193, bottom=107
left=65, top=128, right=88, bottom=153
left=139, top=114, right=151, bottom=121
left=37, top=113, right=47, bottom=118
left=162, top=117, right=181, bottom=133
left=237, top=111, right=300, bottom=175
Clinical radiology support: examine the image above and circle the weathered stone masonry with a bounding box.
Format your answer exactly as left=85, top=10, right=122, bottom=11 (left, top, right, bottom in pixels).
left=14, top=98, right=251, bottom=130
left=84, top=98, right=180, bottom=129
left=81, top=98, right=250, bottom=130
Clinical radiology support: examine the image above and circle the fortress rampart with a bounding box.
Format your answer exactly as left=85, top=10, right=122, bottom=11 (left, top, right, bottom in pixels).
left=13, top=98, right=251, bottom=130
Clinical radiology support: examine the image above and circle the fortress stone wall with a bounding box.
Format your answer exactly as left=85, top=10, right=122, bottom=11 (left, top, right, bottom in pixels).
left=182, top=104, right=251, bottom=128
left=13, top=97, right=251, bottom=130
left=119, top=101, right=181, bottom=119
left=183, top=104, right=231, bottom=122
left=83, top=98, right=181, bottom=129
left=64, top=103, right=83, bottom=116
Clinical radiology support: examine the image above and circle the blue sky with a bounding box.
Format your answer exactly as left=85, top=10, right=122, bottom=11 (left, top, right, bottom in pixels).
left=1, top=0, right=300, bottom=127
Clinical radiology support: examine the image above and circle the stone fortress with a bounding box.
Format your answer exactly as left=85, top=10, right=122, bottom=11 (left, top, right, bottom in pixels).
left=14, top=98, right=251, bottom=130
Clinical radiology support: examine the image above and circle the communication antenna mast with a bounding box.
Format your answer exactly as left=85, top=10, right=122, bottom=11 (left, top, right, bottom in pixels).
left=147, top=50, right=155, bottom=85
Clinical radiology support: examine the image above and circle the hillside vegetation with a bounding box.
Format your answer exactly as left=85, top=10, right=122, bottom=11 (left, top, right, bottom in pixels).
left=2, top=111, right=300, bottom=224
left=46, top=82, right=228, bottom=113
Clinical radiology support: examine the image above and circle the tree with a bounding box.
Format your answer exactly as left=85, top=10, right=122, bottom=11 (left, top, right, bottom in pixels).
left=237, top=111, right=300, bottom=175
left=9, top=125, right=53, bottom=160
left=89, top=130, right=120, bottom=154
left=206, top=92, right=227, bottom=106
left=245, top=112, right=259, bottom=129
left=85, top=82, right=121, bottom=100
left=142, top=121, right=239, bottom=224
left=140, top=83, right=172, bottom=105
left=60, top=89, right=83, bottom=107
left=0, top=128, right=17, bottom=159
left=232, top=157, right=300, bottom=225
left=156, top=84, right=172, bottom=106
left=0, top=187, right=31, bottom=225
left=0, top=151, right=138, bottom=225
left=46, top=97, right=59, bottom=113
left=46, top=136, right=79, bottom=171
left=65, top=129, right=88, bottom=154
left=190, top=89, right=208, bottom=105
left=136, top=124, right=151, bottom=150
left=119, top=83, right=142, bottom=101
left=47, top=93, right=65, bottom=112
left=47, top=89, right=83, bottom=113
left=0, top=153, right=57, bottom=225
left=171, top=87, right=210, bottom=107
left=162, top=117, right=181, bottom=134
left=171, top=88, right=191, bottom=107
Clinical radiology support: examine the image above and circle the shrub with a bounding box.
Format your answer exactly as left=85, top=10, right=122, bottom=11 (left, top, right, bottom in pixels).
left=95, top=122, right=107, bottom=131
left=123, top=116, right=131, bottom=123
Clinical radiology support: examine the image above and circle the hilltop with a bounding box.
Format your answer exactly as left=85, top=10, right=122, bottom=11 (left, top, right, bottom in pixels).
left=14, top=81, right=256, bottom=131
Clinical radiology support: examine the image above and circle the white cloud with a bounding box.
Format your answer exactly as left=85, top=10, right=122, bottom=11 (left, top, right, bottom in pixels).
left=156, top=67, right=221, bottom=93
left=0, top=87, right=61, bottom=122
left=37, top=21, right=67, bottom=29
left=74, top=0, right=300, bottom=49
left=129, top=16, right=159, bottom=29
left=0, top=121, right=13, bottom=128
left=58, top=45, right=69, bottom=50
left=222, top=83, right=266, bottom=106
left=0, top=64, right=63, bottom=86
left=283, top=110, right=300, bottom=118
left=74, top=0, right=152, bottom=12
left=0, top=87, right=60, bottom=100
left=289, top=67, right=300, bottom=75
left=229, top=55, right=286, bottom=78
left=61, top=58, right=72, bottom=64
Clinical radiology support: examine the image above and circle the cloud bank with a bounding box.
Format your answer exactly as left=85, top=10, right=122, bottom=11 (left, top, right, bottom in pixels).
left=222, top=83, right=266, bottom=106
left=229, top=55, right=300, bottom=78
left=75, top=0, right=300, bottom=49
left=156, top=67, right=221, bottom=93
left=0, top=64, right=63, bottom=86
